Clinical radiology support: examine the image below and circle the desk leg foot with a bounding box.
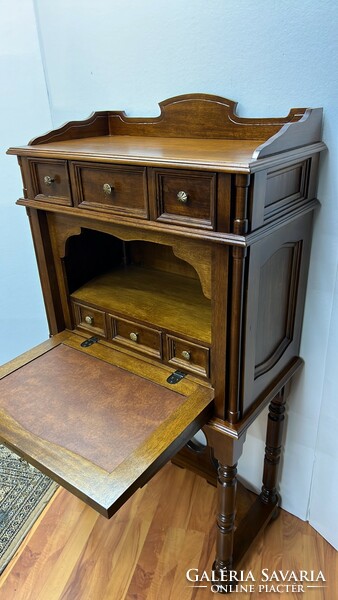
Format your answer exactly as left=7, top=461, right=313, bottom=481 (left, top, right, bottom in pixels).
left=213, top=462, right=237, bottom=590
left=271, top=504, right=280, bottom=521
left=260, top=388, right=286, bottom=507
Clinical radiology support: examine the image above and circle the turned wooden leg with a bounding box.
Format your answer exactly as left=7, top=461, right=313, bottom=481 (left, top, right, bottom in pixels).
left=260, top=388, right=286, bottom=507
left=213, top=461, right=237, bottom=578
left=204, top=426, right=245, bottom=589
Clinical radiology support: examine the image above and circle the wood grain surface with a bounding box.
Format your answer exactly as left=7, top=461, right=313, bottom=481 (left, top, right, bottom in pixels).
left=0, top=463, right=336, bottom=600
left=70, top=266, right=212, bottom=344
left=6, top=136, right=272, bottom=171
left=0, top=335, right=213, bottom=517
left=0, top=344, right=186, bottom=473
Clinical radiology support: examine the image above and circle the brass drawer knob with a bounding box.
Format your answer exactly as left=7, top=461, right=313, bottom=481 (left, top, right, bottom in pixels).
left=177, top=190, right=188, bottom=203
left=103, top=183, right=113, bottom=195
left=44, top=175, right=55, bottom=185
left=84, top=315, right=94, bottom=325
left=181, top=350, right=191, bottom=361
left=129, top=332, right=138, bottom=342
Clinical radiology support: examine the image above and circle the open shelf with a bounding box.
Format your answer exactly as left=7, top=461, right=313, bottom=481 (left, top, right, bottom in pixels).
left=70, top=266, right=212, bottom=344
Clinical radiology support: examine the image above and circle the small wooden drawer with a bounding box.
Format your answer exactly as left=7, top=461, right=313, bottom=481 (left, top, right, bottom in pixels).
left=70, top=162, right=148, bottom=218
left=72, top=302, right=106, bottom=337
left=166, top=335, right=210, bottom=378
left=109, top=316, right=162, bottom=359
left=152, top=168, right=216, bottom=229
left=26, top=158, right=72, bottom=205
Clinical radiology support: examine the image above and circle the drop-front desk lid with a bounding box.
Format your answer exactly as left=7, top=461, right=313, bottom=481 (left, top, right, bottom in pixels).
left=0, top=331, right=213, bottom=518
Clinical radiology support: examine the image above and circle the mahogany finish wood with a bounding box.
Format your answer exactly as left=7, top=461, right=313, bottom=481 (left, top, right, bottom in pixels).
left=69, top=266, right=212, bottom=344
left=27, top=158, right=72, bottom=206
left=4, top=94, right=325, bottom=581
left=10, top=136, right=324, bottom=174
left=70, top=161, right=148, bottom=218
left=214, top=462, right=238, bottom=575
left=260, top=388, right=287, bottom=507
left=110, top=315, right=163, bottom=360
left=151, top=167, right=217, bottom=229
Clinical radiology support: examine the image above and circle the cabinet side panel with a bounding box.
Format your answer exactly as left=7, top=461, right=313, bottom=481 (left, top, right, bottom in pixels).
left=250, top=153, right=324, bottom=232
left=241, top=212, right=313, bottom=415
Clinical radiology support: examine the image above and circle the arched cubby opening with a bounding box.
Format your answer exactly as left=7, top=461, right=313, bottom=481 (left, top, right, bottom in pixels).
left=63, top=228, right=212, bottom=378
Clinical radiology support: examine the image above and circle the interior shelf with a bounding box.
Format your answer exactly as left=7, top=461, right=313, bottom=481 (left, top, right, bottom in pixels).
left=70, top=266, right=212, bottom=344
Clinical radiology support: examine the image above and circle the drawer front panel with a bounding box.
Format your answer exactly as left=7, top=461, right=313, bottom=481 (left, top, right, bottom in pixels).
left=153, top=168, right=216, bottom=229
left=167, top=335, right=210, bottom=378
left=27, top=159, right=72, bottom=205
left=72, top=302, right=106, bottom=337
left=71, top=162, right=148, bottom=218
left=110, top=316, right=162, bottom=359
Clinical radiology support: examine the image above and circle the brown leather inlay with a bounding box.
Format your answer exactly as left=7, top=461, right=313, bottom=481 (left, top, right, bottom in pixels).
left=0, top=345, right=184, bottom=472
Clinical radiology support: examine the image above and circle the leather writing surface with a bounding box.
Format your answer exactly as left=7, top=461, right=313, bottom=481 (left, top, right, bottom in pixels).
left=0, top=344, right=185, bottom=473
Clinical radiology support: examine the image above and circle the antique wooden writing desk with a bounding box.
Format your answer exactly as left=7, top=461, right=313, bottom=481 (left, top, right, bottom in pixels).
left=2, top=95, right=325, bottom=579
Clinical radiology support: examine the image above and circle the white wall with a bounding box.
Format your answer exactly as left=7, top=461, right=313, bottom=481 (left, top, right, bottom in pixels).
left=2, top=0, right=338, bottom=548
left=0, top=0, right=51, bottom=364
left=308, top=263, right=338, bottom=545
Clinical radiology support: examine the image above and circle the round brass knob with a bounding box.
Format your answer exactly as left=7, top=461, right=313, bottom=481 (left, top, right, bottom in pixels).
left=44, top=175, right=55, bottom=185
left=177, top=190, right=188, bottom=203
left=181, top=350, right=191, bottom=361
left=84, top=315, right=94, bottom=325
left=103, top=183, right=113, bottom=195
left=129, top=332, right=138, bottom=342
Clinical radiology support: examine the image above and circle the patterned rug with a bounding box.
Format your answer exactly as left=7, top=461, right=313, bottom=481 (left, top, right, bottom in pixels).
left=0, top=445, right=58, bottom=574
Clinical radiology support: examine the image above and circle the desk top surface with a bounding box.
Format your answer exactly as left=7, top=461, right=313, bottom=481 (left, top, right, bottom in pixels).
left=8, top=135, right=262, bottom=172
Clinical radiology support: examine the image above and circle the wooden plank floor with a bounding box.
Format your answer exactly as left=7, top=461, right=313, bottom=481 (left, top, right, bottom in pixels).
left=0, top=463, right=336, bottom=599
